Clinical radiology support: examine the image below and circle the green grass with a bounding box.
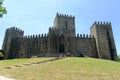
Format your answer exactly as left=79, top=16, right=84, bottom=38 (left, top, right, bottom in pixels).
left=0, top=57, right=52, bottom=68
left=0, top=57, right=120, bottom=80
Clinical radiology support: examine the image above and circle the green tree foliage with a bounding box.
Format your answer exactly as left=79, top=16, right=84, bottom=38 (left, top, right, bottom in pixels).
left=0, top=0, right=7, bottom=18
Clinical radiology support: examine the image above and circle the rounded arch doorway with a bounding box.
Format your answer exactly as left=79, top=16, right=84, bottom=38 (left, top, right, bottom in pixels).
left=59, top=44, right=65, bottom=53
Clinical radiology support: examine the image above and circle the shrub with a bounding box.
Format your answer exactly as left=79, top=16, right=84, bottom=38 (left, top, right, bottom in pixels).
left=0, top=52, right=4, bottom=60
left=0, top=52, right=3, bottom=57
left=118, top=55, right=120, bottom=62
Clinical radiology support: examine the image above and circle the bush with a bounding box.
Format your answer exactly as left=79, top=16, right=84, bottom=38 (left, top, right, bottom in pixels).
left=0, top=52, right=3, bottom=57
left=118, top=55, right=120, bottom=62
left=0, top=52, right=4, bottom=60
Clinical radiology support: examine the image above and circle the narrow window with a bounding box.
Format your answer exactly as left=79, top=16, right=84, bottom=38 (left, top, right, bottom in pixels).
left=65, top=21, right=67, bottom=29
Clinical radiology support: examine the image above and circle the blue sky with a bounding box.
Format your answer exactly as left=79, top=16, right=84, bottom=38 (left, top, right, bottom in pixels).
left=0, top=0, right=120, bottom=55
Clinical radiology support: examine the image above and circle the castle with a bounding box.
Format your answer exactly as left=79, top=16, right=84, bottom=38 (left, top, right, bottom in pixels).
left=2, top=13, right=118, bottom=60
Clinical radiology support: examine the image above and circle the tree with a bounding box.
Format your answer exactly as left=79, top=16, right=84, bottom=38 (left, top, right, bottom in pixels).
left=0, top=0, right=7, bottom=18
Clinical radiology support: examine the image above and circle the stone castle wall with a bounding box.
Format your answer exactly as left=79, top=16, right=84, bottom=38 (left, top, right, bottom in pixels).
left=18, top=34, right=48, bottom=58
left=75, top=34, right=98, bottom=57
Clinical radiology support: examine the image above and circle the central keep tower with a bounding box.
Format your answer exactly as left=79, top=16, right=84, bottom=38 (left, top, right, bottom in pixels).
left=54, top=13, right=76, bottom=35
left=48, top=13, right=76, bottom=55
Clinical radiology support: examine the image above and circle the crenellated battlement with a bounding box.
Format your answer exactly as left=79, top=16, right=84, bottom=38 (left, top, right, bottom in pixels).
left=93, top=21, right=111, bottom=25
left=24, top=34, right=48, bottom=39
left=56, top=13, right=75, bottom=18
left=7, top=27, right=24, bottom=33
left=91, top=21, right=112, bottom=30
left=49, top=26, right=56, bottom=31
left=76, top=34, right=94, bottom=39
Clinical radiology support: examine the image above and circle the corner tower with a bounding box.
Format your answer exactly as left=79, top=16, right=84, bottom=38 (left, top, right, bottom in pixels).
left=90, top=22, right=117, bottom=60
left=2, top=27, right=24, bottom=59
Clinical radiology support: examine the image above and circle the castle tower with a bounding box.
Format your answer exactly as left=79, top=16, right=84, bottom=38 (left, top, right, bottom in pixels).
left=90, top=22, right=117, bottom=60
left=54, top=13, right=75, bottom=34
left=2, top=27, right=24, bottom=59
left=48, top=13, right=76, bottom=54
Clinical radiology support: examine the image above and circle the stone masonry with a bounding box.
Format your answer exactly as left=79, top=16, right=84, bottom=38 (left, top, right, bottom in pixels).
left=2, top=13, right=118, bottom=60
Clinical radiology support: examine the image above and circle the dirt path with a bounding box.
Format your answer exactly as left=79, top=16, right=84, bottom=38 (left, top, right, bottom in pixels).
left=0, top=76, right=16, bottom=80
left=1, top=57, right=65, bottom=70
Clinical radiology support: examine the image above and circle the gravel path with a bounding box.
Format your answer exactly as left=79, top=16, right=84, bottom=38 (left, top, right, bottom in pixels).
left=0, top=76, right=16, bottom=80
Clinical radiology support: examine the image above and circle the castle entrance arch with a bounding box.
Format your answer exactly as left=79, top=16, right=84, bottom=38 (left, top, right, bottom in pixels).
left=59, top=44, right=65, bottom=53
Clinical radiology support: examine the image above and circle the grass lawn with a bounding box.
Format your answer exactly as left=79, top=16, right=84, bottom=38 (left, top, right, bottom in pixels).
left=0, top=57, right=52, bottom=68
left=0, top=57, right=120, bottom=80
